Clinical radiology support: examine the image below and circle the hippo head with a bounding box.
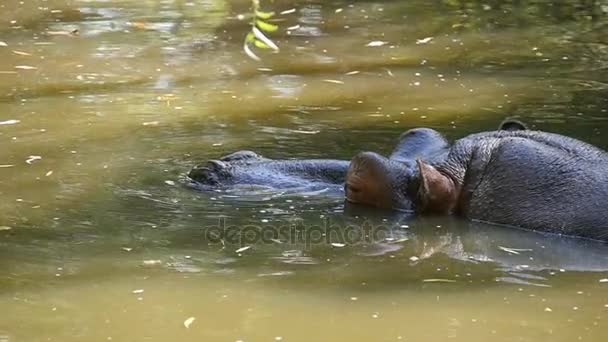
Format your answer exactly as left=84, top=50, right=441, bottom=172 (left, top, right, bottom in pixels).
left=344, top=152, right=417, bottom=211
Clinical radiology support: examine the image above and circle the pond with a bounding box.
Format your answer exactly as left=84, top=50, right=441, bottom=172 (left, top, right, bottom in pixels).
left=1, top=0, right=607, bottom=341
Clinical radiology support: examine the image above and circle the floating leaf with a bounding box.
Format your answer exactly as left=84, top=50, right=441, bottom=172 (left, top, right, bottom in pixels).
left=256, top=19, right=278, bottom=33
left=235, top=246, right=251, bottom=253
left=184, top=317, right=196, bottom=329
left=422, top=279, right=456, bottom=283
left=0, top=119, right=19, bottom=125
left=255, top=10, right=275, bottom=20
left=416, top=37, right=434, bottom=44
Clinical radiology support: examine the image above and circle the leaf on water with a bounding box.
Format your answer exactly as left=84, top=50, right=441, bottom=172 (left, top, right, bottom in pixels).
left=0, top=119, right=20, bottom=125
left=0, top=226, right=12, bottom=231
left=143, top=260, right=162, bottom=266
left=386, top=237, right=409, bottom=244
left=235, top=246, right=251, bottom=253
left=416, top=37, right=434, bottom=44
left=331, top=243, right=346, bottom=248
left=26, top=155, right=42, bottom=164
left=184, top=317, right=196, bottom=329
left=498, top=246, right=533, bottom=255
left=256, top=19, right=278, bottom=33
left=14, top=65, right=37, bottom=70
left=255, top=10, right=275, bottom=20
left=132, top=289, right=144, bottom=294
left=280, top=8, right=296, bottom=15
left=12, top=50, right=31, bottom=56
left=422, top=279, right=456, bottom=283
left=366, top=41, right=387, bottom=47
left=322, top=79, right=345, bottom=84
left=0, top=41, right=7, bottom=46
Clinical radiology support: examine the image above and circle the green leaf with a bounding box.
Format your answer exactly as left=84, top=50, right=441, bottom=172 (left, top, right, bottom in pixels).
left=256, top=19, right=278, bottom=33
left=255, top=10, right=275, bottom=20
left=254, top=39, right=271, bottom=49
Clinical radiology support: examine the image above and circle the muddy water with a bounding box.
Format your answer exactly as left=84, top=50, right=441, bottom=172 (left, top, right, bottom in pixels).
left=1, top=0, right=607, bottom=341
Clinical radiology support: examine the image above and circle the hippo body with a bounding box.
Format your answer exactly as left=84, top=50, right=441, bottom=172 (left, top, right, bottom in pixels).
left=432, top=129, right=608, bottom=240
left=346, top=124, right=608, bottom=241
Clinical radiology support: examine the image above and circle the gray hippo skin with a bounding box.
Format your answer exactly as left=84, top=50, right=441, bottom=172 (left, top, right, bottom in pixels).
left=344, top=119, right=525, bottom=211
left=346, top=122, right=608, bottom=241
left=188, top=127, right=450, bottom=193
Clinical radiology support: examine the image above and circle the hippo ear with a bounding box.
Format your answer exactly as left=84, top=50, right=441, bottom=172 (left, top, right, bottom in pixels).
left=499, top=119, right=527, bottom=131
left=416, top=159, right=458, bottom=214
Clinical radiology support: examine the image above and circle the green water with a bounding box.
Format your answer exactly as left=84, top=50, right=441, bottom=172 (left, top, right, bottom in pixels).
left=1, top=0, right=607, bottom=341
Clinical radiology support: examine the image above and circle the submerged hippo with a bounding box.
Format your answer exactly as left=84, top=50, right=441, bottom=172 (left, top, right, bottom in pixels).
left=188, top=125, right=450, bottom=192
left=346, top=123, right=608, bottom=241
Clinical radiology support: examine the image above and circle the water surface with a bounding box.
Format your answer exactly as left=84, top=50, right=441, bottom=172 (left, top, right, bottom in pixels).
left=1, top=0, right=607, bottom=341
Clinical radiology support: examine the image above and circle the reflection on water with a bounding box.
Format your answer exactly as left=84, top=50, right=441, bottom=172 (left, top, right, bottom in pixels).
left=1, top=0, right=607, bottom=341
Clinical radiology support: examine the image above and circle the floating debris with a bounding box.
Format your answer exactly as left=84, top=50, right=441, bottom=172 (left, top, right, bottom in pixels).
left=25, top=155, right=42, bottom=164
left=164, top=180, right=176, bottom=186
left=331, top=243, right=346, bottom=248
left=498, top=246, right=531, bottom=255
left=345, top=70, right=360, bottom=75
left=322, top=79, right=344, bottom=85
left=132, top=289, right=144, bottom=294
left=14, top=65, right=37, bottom=70
left=366, top=41, right=387, bottom=47
left=142, top=121, right=159, bottom=126
left=45, top=170, right=53, bottom=177
left=423, top=279, right=456, bottom=283
left=0, top=119, right=19, bottom=125
left=183, top=317, right=196, bottom=329
left=236, top=246, right=251, bottom=253
left=12, top=50, right=32, bottom=56
left=143, top=260, right=162, bottom=266
left=0, top=226, right=12, bottom=231
left=416, top=37, right=434, bottom=44
left=544, top=307, right=552, bottom=312
left=0, top=41, right=7, bottom=47
left=600, top=278, right=608, bottom=283
left=0, top=165, right=14, bottom=168
left=280, top=8, right=296, bottom=15
left=409, top=256, right=420, bottom=262
left=121, top=247, right=133, bottom=252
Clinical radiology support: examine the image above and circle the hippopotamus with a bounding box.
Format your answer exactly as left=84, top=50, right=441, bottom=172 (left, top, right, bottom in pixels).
left=346, top=122, right=608, bottom=241
left=187, top=126, right=450, bottom=193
